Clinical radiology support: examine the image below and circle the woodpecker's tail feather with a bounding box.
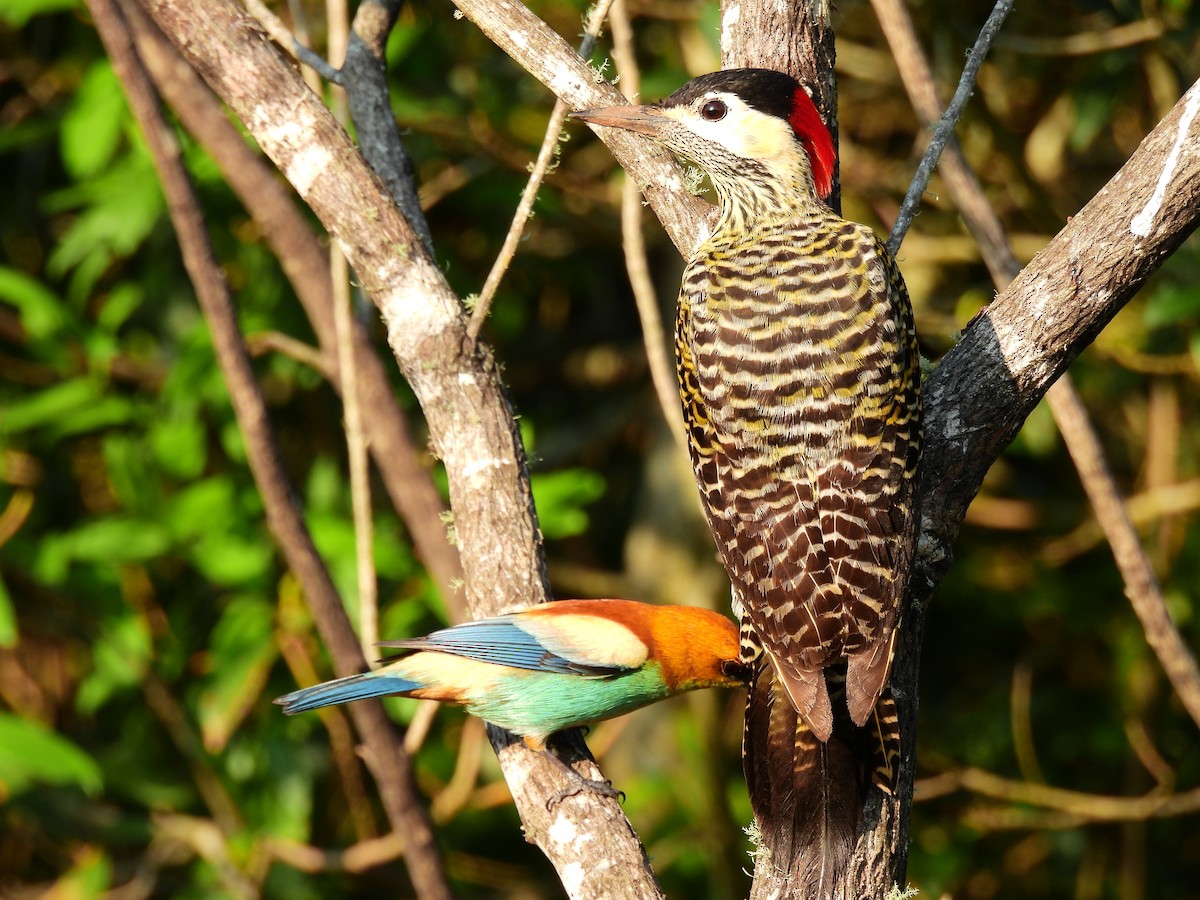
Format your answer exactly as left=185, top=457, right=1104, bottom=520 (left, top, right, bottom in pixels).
left=743, top=662, right=860, bottom=896
left=869, top=686, right=901, bottom=795
left=275, top=673, right=422, bottom=715
left=743, top=664, right=899, bottom=895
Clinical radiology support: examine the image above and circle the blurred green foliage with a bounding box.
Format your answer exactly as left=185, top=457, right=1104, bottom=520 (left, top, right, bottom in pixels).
left=1, top=0, right=1199, bottom=897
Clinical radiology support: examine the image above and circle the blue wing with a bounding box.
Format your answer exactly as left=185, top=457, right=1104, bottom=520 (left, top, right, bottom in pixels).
left=377, top=615, right=627, bottom=677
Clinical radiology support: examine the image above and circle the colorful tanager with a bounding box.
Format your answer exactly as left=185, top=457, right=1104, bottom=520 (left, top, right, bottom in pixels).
left=277, top=599, right=747, bottom=756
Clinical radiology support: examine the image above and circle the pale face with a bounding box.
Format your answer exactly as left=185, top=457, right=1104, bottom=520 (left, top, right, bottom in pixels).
left=659, top=90, right=801, bottom=168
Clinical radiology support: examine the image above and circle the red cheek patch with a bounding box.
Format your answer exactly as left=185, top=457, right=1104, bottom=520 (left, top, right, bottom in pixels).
left=788, top=88, right=836, bottom=199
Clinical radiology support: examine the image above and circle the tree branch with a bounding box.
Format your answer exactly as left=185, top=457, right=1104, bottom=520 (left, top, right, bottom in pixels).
left=874, top=0, right=1200, bottom=735
left=93, top=2, right=451, bottom=896
left=885, top=0, right=1013, bottom=255
left=124, top=3, right=467, bottom=620
left=450, top=0, right=712, bottom=254
left=132, top=0, right=664, bottom=894
left=467, top=0, right=617, bottom=339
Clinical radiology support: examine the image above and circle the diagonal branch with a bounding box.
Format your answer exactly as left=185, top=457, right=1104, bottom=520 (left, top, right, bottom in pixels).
left=467, top=0, right=617, bottom=339
left=885, top=0, right=1013, bottom=255
left=91, top=2, right=451, bottom=896
left=609, top=0, right=687, bottom=450
left=124, top=3, right=466, bottom=620
left=873, top=0, right=1200, bottom=735
left=132, top=0, right=664, bottom=894
left=450, top=0, right=712, bottom=254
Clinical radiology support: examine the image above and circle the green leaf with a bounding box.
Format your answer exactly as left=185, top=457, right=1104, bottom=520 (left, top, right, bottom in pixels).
left=0, top=712, right=103, bottom=796
left=76, top=612, right=151, bottom=713
left=151, top=414, right=208, bottom=480
left=189, top=533, right=273, bottom=587
left=102, top=433, right=159, bottom=512
left=61, top=62, right=126, bottom=179
left=62, top=516, right=172, bottom=564
left=45, top=154, right=164, bottom=297
left=1144, top=283, right=1200, bottom=329
left=199, top=595, right=278, bottom=753
left=0, top=573, right=17, bottom=648
left=46, top=846, right=112, bottom=898
left=163, top=477, right=236, bottom=541
left=0, top=0, right=78, bottom=27
left=48, top=395, right=138, bottom=439
left=0, top=266, right=71, bottom=339
left=530, top=468, right=606, bottom=539
left=96, top=282, right=144, bottom=333
left=0, top=378, right=101, bottom=434
left=305, top=456, right=343, bottom=514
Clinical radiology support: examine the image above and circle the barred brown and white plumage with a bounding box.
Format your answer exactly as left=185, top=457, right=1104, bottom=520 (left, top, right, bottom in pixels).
left=573, top=69, right=920, bottom=741
left=572, top=69, right=920, bottom=888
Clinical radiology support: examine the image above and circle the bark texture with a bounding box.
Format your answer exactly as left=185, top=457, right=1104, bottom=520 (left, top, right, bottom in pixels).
left=133, top=0, right=665, bottom=895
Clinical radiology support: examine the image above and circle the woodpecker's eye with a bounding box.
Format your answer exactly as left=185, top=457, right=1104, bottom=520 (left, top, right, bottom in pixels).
left=701, top=99, right=728, bottom=122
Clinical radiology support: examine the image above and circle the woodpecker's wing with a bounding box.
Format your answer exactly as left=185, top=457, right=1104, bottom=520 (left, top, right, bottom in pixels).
left=835, top=233, right=921, bottom=722
left=679, top=217, right=920, bottom=731
left=377, top=608, right=650, bottom=678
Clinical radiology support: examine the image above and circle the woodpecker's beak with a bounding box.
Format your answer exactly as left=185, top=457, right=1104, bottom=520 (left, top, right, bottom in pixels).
left=569, top=105, right=670, bottom=138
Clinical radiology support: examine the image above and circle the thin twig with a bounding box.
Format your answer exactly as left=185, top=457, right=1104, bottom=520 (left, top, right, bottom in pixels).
left=466, top=0, right=617, bottom=340
left=332, top=248, right=378, bottom=659
left=1048, top=378, right=1200, bottom=731
left=999, top=20, right=1164, bottom=57
left=245, top=331, right=332, bottom=376
left=125, top=4, right=466, bottom=619
left=431, top=716, right=486, bottom=823
left=885, top=0, right=1013, bottom=255
left=451, top=0, right=711, bottom=255
left=610, top=0, right=687, bottom=452
left=94, top=3, right=452, bottom=894
left=263, top=832, right=407, bottom=874
left=327, top=0, right=377, bottom=660
left=245, top=0, right=343, bottom=83
left=1010, top=660, right=1044, bottom=785
left=921, top=767, right=1200, bottom=822
left=1042, top=479, right=1200, bottom=564
left=276, top=622, right=377, bottom=840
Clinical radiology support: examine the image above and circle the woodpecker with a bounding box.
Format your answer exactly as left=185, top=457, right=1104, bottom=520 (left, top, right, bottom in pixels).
left=571, top=70, right=921, bottom=745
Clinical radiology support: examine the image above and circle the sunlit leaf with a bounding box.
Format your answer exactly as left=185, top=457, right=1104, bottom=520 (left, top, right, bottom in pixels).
left=150, top=414, right=208, bottom=480
left=530, top=468, right=606, bottom=539
left=199, top=594, right=278, bottom=753
left=1, top=379, right=97, bottom=433
left=45, top=154, right=164, bottom=298
left=0, top=0, right=77, bottom=27
left=62, top=517, right=172, bottom=564
left=0, top=713, right=103, bottom=796
left=189, top=533, right=274, bottom=587
left=61, top=62, right=126, bottom=179
left=0, top=573, right=16, bottom=648
left=75, top=612, right=151, bottom=713
left=96, top=282, right=144, bottom=333
left=0, top=266, right=71, bottom=339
